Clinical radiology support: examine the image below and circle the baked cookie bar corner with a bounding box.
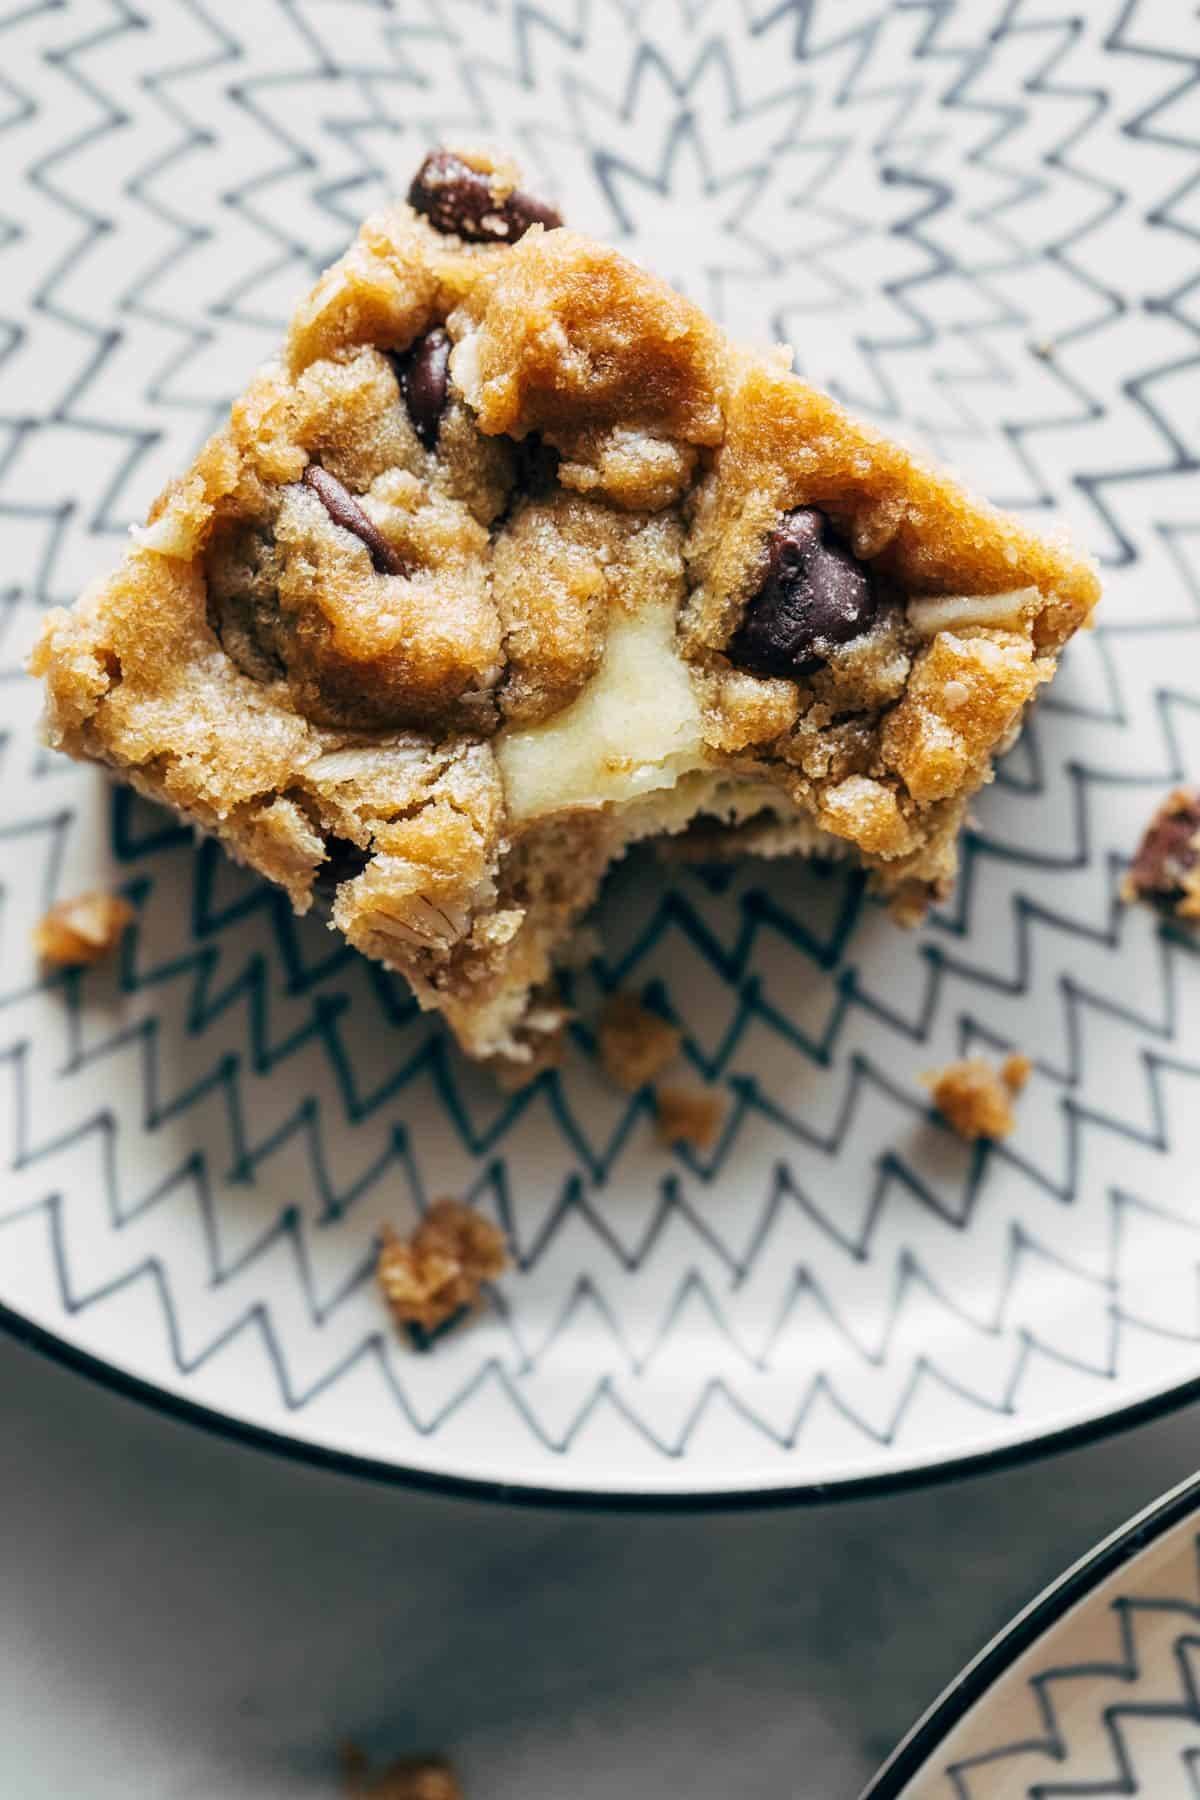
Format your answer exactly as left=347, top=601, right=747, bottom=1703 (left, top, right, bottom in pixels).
left=32, top=148, right=1100, bottom=1069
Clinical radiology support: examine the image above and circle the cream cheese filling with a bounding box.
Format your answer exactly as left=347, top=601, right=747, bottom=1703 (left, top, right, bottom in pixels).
left=495, top=594, right=708, bottom=824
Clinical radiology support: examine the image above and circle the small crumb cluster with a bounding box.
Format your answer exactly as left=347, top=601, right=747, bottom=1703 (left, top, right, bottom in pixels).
left=1123, top=787, right=1200, bottom=920
left=923, top=1052, right=1031, bottom=1143
left=33, top=891, right=133, bottom=967
left=596, top=990, right=723, bottom=1149
left=655, top=1084, right=725, bottom=1151
left=343, top=1746, right=462, bottom=1800
left=376, top=1199, right=508, bottom=1333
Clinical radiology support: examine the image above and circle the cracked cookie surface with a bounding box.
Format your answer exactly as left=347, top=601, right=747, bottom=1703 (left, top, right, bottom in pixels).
left=31, top=148, right=1101, bottom=1068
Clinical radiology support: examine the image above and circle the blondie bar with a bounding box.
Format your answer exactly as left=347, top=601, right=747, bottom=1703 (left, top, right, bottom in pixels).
left=32, top=149, right=1100, bottom=1069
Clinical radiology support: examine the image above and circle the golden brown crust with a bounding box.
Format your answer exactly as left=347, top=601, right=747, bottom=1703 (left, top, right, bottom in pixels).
left=683, top=360, right=1099, bottom=661
left=448, top=227, right=725, bottom=448
left=31, top=148, right=1100, bottom=1069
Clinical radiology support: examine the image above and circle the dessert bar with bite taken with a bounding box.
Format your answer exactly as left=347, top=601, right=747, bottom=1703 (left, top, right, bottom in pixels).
left=32, top=148, right=1101, bottom=1073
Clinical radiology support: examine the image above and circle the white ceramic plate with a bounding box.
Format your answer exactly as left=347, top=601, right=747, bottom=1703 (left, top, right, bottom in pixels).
left=2, top=0, right=1199, bottom=1501
left=865, top=1469, right=1200, bottom=1798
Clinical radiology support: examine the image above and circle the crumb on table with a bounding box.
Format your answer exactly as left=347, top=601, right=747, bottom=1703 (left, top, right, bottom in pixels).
left=343, top=1745, right=463, bottom=1800
left=598, top=991, right=682, bottom=1091
left=377, top=1199, right=508, bottom=1334
left=922, top=1053, right=1030, bottom=1142
left=655, top=1083, right=724, bottom=1151
left=32, top=891, right=134, bottom=967
left=1122, top=787, right=1200, bottom=919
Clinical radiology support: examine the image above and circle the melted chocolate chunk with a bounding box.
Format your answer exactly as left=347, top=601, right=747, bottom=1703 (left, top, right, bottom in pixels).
left=394, top=327, right=451, bottom=449
left=727, top=507, right=877, bottom=680
left=1127, top=790, right=1200, bottom=912
left=407, top=150, right=561, bottom=243
left=301, top=465, right=406, bottom=576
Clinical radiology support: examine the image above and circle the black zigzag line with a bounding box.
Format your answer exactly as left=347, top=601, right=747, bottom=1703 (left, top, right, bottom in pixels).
left=59, top=814, right=1200, bottom=1270
left=814, top=0, right=1122, bottom=493
left=926, top=677, right=1200, bottom=942
left=947, top=1589, right=1200, bottom=1796
left=7, top=716, right=1194, bottom=1404
left=787, top=1, right=977, bottom=423
left=0, top=0, right=69, bottom=378
left=1066, top=2, right=1200, bottom=563
left=1110, top=1188, right=1200, bottom=1345
left=582, top=32, right=813, bottom=240
left=4, top=943, right=1194, bottom=1461
left=9, top=759, right=1200, bottom=1447
left=1, top=966, right=1156, bottom=1458
left=0, top=1022, right=419, bottom=1323
left=6, top=0, right=1200, bottom=1476
left=115, top=0, right=241, bottom=434
left=929, top=11, right=1118, bottom=511
left=15, top=1, right=164, bottom=563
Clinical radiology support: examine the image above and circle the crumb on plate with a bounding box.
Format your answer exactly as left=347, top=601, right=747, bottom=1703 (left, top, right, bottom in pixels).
left=597, top=991, right=681, bottom=1091
left=32, top=891, right=134, bottom=967
left=655, top=1083, right=723, bottom=1151
left=1122, top=787, right=1200, bottom=920
left=922, top=1053, right=1030, bottom=1142
left=377, top=1198, right=508, bottom=1334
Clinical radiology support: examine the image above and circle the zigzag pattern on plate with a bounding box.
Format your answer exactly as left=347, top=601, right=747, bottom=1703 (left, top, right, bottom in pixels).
left=1, top=0, right=1199, bottom=1489
left=909, top=1526, right=1200, bottom=1797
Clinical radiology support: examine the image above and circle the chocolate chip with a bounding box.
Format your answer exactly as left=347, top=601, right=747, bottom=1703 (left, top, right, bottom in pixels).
left=407, top=149, right=561, bottom=244
left=1127, top=790, right=1200, bottom=912
left=726, top=507, right=877, bottom=680
left=393, top=327, right=451, bottom=450
left=313, top=835, right=371, bottom=901
left=301, top=464, right=406, bottom=576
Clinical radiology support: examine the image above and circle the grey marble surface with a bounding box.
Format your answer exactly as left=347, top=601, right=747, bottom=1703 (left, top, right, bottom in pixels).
left=5, top=1336, right=1200, bottom=1800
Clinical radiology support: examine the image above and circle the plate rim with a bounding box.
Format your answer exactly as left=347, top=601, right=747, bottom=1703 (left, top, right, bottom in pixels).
left=859, top=1461, right=1200, bottom=1798
left=7, top=1291, right=1200, bottom=1511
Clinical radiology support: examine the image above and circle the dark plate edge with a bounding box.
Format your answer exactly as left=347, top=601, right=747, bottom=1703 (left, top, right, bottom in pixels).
left=860, top=1463, right=1200, bottom=1797
left=5, top=1294, right=1200, bottom=1511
